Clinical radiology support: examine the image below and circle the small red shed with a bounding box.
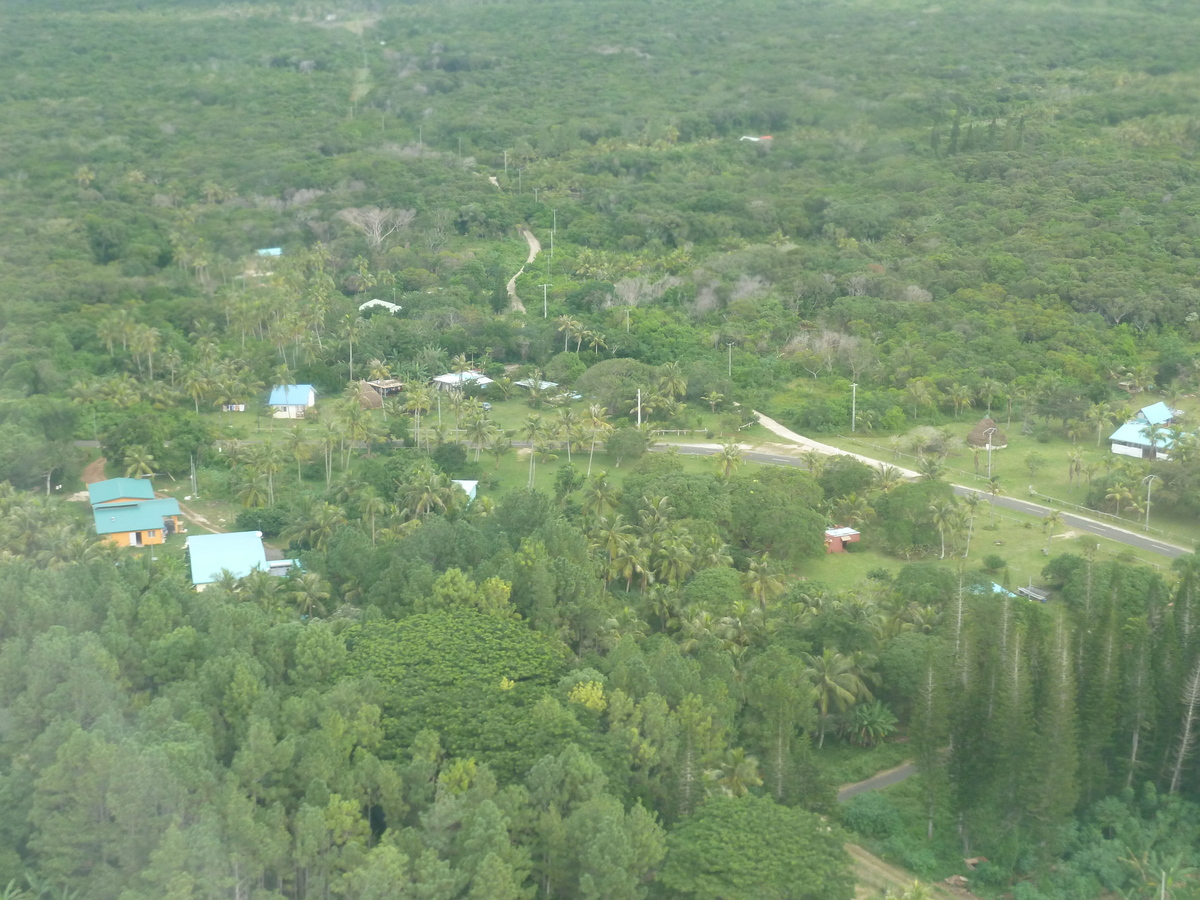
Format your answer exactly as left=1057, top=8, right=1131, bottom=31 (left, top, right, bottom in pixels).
left=824, top=526, right=861, bottom=553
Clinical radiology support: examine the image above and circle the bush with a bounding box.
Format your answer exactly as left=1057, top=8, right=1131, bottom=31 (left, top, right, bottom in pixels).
left=235, top=507, right=288, bottom=537
left=842, top=792, right=901, bottom=840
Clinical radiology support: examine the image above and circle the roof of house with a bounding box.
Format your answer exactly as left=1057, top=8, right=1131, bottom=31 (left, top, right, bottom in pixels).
left=1110, top=421, right=1175, bottom=449
left=93, top=498, right=181, bottom=535
left=358, top=298, right=402, bottom=313
left=1138, top=401, right=1176, bottom=426
left=966, top=417, right=1008, bottom=449
left=514, top=378, right=558, bottom=390
left=452, top=480, right=479, bottom=501
left=268, top=384, right=316, bottom=406
left=358, top=382, right=384, bottom=409
left=432, top=371, right=494, bottom=386
left=824, top=527, right=860, bottom=538
left=257, top=247, right=283, bottom=257
left=186, top=531, right=268, bottom=585
left=87, top=477, right=155, bottom=506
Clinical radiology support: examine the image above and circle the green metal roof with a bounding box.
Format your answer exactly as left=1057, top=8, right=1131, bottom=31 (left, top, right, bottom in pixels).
left=186, top=531, right=268, bottom=585
left=87, top=478, right=155, bottom=506
left=93, top=498, right=180, bottom=535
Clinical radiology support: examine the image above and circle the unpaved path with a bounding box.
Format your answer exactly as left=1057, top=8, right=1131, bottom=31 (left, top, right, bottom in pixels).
left=177, top=502, right=222, bottom=534
left=752, top=411, right=920, bottom=478
left=847, top=843, right=973, bottom=900
left=81, top=457, right=108, bottom=484
left=504, top=228, right=541, bottom=313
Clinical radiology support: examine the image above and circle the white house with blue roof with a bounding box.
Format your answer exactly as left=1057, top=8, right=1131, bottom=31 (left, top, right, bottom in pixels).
left=269, top=384, right=316, bottom=418
left=1109, top=402, right=1187, bottom=460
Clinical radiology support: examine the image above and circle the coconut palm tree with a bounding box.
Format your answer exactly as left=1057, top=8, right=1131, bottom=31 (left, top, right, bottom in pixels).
left=291, top=572, right=331, bottom=618
left=487, top=430, right=512, bottom=470
left=803, top=648, right=873, bottom=748
left=928, top=499, right=957, bottom=559
left=962, top=492, right=982, bottom=558
left=556, top=315, right=582, bottom=352
left=873, top=464, right=905, bottom=494
left=403, top=466, right=455, bottom=519
left=464, top=416, right=496, bottom=462
left=520, top=413, right=545, bottom=488
left=123, top=446, right=156, bottom=479
left=948, top=383, right=973, bottom=418
left=405, top=385, right=433, bottom=451
left=985, top=476, right=1003, bottom=527
left=716, top=440, right=743, bottom=479
left=658, top=361, right=687, bottom=400
left=361, top=489, right=390, bottom=546
left=285, top=425, right=311, bottom=484
left=586, top=404, right=611, bottom=476
left=743, top=553, right=786, bottom=611
left=703, top=390, right=724, bottom=413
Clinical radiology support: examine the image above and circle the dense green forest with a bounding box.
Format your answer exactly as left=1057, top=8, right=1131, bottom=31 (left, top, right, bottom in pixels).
left=1, top=0, right=1200, bottom=897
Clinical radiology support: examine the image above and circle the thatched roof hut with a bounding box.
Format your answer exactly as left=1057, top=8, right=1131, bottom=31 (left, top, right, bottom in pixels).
left=967, top=417, right=1007, bottom=450
left=358, top=381, right=384, bottom=410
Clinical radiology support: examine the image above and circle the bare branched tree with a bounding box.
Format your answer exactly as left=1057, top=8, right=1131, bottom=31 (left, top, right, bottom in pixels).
left=337, top=207, right=416, bottom=250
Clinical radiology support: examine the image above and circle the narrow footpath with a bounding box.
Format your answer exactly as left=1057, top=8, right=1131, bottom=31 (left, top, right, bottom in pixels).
left=505, top=228, right=540, bottom=313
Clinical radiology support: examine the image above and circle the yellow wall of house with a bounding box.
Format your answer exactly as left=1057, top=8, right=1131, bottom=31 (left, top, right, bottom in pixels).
left=101, top=529, right=164, bottom=548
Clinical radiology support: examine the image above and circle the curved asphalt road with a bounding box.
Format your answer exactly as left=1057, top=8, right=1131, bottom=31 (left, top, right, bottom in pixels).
left=837, top=763, right=916, bottom=802
left=663, top=443, right=1192, bottom=560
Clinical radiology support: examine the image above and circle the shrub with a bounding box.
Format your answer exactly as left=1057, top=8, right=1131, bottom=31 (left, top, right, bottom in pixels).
left=842, top=793, right=901, bottom=840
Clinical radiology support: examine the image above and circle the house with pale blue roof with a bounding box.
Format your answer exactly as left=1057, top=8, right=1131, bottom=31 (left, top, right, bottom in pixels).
left=1135, top=401, right=1179, bottom=427
left=269, top=384, right=316, bottom=418
left=185, top=531, right=300, bottom=590
left=1110, top=402, right=1189, bottom=460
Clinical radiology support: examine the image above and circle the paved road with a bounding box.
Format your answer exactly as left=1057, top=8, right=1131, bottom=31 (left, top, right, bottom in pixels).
left=663, top=442, right=1191, bottom=560
left=838, top=762, right=917, bottom=802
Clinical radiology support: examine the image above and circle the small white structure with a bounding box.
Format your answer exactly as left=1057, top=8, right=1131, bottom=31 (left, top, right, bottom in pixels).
left=452, top=480, right=479, bottom=503
left=359, top=298, right=402, bottom=314
left=514, top=378, right=558, bottom=391
left=433, top=371, right=494, bottom=391
left=269, top=384, right=316, bottom=418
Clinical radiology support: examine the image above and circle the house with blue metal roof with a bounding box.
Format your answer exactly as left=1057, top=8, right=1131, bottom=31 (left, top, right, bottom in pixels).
left=185, top=530, right=300, bottom=590
left=87, top=477, right=155, bottom=506
left=1110, top=407, right=1189, bottom=460
left=1135, top=401, right=1179, bottom=427
left=268, top=384, right=316, bottom=418
left=93, top=498, right=183, bottom=547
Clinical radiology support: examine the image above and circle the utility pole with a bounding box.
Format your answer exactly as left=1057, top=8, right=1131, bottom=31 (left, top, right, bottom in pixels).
left=539, top=284, right=551, bottom=318
left=637, top=389, right=642, bottom=426
left=1144, top=473, right=1159, bottom=531
left=504, top=150, right=508, bottom=174
left=851, top=383, right=858, bottom=432
left=552, top=209, right=557, bottom=234
left=727, top=342, right=734, bottom=378
left=984, top=427, right=997, bottom=478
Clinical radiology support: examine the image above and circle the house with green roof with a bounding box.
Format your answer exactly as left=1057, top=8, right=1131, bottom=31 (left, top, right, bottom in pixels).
left=93, top=498, right=183, bottom=547
left=87, top=477, right=155, bottom=506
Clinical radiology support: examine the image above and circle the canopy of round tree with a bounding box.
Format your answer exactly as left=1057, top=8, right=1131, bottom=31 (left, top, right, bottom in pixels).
left=660, top=795, right=854, bottom=900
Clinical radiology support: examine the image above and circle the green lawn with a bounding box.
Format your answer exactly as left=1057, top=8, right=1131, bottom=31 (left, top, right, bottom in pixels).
left=814, top=424, right=1200, bottom=548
